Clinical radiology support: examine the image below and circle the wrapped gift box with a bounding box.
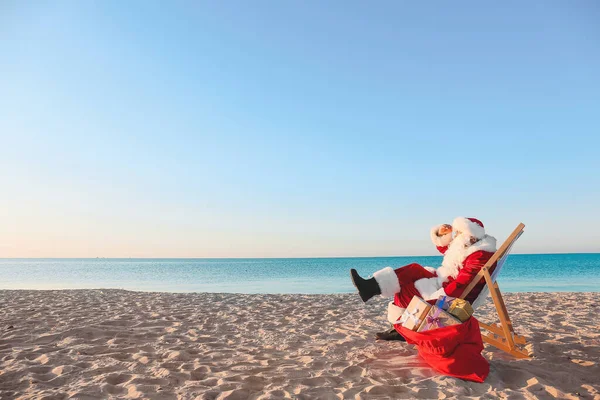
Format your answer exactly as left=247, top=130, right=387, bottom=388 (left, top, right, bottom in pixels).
left=448, top=299, right=474, bottom=322
left=417, top=305, right=462, bottom=332
left=435, top=295, right=454, bottom=311
left=396, top=296, right=432, bottom=331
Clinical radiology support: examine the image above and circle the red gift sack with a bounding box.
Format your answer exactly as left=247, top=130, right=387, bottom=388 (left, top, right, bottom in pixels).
left=397, top=317, right=489, bottom=383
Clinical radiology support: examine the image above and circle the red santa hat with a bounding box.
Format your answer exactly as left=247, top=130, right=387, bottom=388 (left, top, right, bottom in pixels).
left=452, top=217, right=486, bottom=239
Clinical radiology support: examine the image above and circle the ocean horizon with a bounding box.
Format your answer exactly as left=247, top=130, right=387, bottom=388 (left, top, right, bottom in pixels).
left=1, top=253, right=598, bottom=293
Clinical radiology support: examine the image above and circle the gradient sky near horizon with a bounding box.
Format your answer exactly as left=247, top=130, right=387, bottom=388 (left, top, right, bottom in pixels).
left=1, top=1, right=599, bottom=258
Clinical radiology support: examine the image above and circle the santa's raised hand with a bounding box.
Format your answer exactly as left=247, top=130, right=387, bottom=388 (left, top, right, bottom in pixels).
left=438, top=224, right=453, bottom=236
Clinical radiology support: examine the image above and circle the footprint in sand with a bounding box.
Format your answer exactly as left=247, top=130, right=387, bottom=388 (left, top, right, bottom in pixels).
left=128, top=376, right=169, bottom=386
left=159, top=361, right=181, bottom=370
left=299, top=376, right=328, bottom=386
left=220, top=389, right=251, bottom=400
left=101, top=383, right=127, bottom=395
left=341, top=365, right=365, bottom=378
left=198, top=389, right=220, bottom=400
left=190, top=366, right=211, bottom=380
left=242, top=375, right=265, bottom=391
left=27, top=365, right=53, bottom=374
left=104, top=373, right=132, bottom=385
left=198, top=377, right=219, bottom=387
left=29, top=372, right=56, bottom=382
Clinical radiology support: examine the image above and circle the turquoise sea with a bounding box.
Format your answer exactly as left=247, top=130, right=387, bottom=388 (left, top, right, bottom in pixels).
left=0, top=254, right=598, bottom=293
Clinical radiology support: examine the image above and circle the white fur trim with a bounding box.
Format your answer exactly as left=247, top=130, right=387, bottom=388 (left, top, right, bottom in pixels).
left=423, top=288, right=447, bottom=301
left=387, top=302, right=405, bottom=324
left=373, top=267, right=401, bottom=297
left=436, top=234, right=497, bottom=283
left=414, top=277, right=441, bottom=300
left=424, top=266, right=437, bottom=273
left=452, top=217, right=485, bottom=239
left=430, top=225, right=453, bottom=247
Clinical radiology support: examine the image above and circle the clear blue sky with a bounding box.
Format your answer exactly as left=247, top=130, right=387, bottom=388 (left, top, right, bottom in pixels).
left=1, top=1, right=599, bottom=257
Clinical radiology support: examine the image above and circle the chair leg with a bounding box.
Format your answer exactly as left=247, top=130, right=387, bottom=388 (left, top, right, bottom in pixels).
left=494, top=282, right=515, bottom=331
left=483, top=272, right=516, bottom=350
left=482, top=333, right=529, bottom=359
left=479, top=322, right=527, bottom=345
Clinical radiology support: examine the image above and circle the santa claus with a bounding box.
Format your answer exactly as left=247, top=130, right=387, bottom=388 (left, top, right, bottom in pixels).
left=350, top=217, right=497, bottom=341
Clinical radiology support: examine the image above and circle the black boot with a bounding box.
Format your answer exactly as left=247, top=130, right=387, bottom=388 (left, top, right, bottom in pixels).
left=376, top=327, right=406, bottom=341
left=350, top=269, right=381, bottom=303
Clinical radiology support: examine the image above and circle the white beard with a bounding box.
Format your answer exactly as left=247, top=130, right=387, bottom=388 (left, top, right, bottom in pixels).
left=436, top=234, right=497, bottom=285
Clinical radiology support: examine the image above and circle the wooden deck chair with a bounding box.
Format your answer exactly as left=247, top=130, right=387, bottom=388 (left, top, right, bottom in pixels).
left=459, top=223, right=530, bottom=358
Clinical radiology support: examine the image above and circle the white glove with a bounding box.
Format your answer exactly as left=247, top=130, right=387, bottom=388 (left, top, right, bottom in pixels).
left=424, top=288, right=447, bottom=301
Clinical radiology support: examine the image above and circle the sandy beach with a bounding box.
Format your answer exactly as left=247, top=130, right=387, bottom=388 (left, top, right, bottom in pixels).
left=0, top=290, right=598, bottom=399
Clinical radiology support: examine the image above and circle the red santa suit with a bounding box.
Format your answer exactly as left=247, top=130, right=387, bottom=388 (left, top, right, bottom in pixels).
left=372, top=217, right=497, bottom=324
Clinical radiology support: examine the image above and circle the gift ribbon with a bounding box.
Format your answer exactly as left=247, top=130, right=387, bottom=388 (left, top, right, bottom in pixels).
left=435, top=295, right=448, bottom=309
left=450, top=299, right=468, bottom=312
left=395, top=308, right=422, bottom=326
left=436, top=295, right=456, bottom=311
left=424, top=307, right=444, bottom=330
